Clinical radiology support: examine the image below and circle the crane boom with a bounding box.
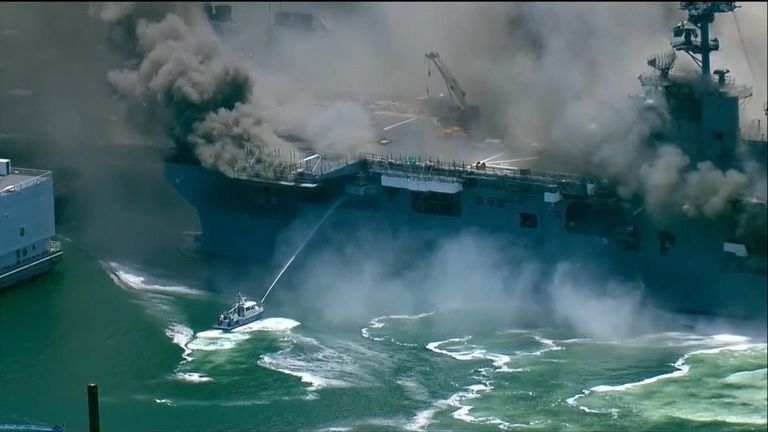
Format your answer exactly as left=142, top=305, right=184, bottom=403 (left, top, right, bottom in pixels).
left=425, top=52, right=470, bottom=110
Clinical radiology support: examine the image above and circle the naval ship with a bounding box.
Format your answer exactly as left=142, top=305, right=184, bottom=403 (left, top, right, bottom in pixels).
left=0, top=158, right=62, bottom=289
left=165, top=2, right=767, bottom=318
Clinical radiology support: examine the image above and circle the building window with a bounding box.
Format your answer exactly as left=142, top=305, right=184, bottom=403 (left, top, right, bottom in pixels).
left=520, top=212, right=538, bottom=229
left=475, top=196, right=484, bottom=205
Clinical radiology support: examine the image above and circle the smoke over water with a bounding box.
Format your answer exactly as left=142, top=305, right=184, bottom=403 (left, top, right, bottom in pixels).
left=96, top=2, right=376, bottom=177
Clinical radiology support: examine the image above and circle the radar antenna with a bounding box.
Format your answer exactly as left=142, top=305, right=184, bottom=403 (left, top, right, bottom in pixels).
left=672, top=2, right=738, bottom=81
left=647, top=50, right=677, bottom=78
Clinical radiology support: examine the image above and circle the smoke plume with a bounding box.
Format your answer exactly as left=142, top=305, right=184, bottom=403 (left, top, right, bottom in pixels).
left=97, top=2, right=376, bottom=177
left=228, top=2, right=765, bottom=221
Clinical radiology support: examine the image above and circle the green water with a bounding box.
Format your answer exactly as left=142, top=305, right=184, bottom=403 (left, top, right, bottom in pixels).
left=1, top=241, right=766, bottom=431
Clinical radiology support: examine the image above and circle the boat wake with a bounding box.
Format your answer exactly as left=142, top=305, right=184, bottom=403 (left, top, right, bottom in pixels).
left=232, top=317, right=301, bottom=333
left=162, top=318, right=301, bottom=384
left=102, top=261, right=207, bottom=298
left=101, top=261, right=206, bottom=325
left=258, top=333, right=384, bottom=395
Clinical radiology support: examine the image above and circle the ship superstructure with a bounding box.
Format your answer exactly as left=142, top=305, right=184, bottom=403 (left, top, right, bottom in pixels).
left=166, top=2, right=766, bottom=318
left=0, top=159, right=62, bottom=289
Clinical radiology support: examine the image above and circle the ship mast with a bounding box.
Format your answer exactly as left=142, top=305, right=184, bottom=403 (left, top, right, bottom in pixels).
left=672, top=2, right=738, bottom=82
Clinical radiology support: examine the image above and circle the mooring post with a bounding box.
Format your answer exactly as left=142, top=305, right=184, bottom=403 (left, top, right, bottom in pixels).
left=87, top=383, right=100, bottom=432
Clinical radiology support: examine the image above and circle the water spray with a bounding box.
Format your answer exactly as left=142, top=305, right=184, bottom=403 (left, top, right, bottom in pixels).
left=260, top=197, right=345, bottom=304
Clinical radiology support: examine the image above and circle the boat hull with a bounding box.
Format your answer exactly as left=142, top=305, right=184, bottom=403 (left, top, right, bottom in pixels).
left=213, top=311, right=264, bottom=331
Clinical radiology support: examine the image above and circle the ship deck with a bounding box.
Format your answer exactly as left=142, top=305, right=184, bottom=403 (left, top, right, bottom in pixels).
left=231, top=106, right=548, bottom=185
left=0, top=168, right=51, bottom=193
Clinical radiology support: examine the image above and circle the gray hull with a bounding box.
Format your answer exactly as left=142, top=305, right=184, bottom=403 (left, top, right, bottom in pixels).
left=165, top=161, right=767, bottom=320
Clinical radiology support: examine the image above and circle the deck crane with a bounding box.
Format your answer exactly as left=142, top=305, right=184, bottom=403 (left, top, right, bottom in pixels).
left=425, top=52, right=480, bottom=132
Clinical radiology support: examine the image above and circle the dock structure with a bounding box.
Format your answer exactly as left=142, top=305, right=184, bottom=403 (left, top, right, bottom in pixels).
left=0, top=159, right=62, bottom=290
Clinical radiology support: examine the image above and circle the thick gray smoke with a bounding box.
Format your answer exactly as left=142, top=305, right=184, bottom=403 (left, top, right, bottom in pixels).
left=97, top=2, right=376, bottom=176
left=232, top=2, right=765, bottom=220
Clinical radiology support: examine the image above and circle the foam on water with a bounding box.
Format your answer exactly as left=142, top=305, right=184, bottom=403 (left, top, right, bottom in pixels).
left=589, top=342, right=764, bottom=393
left=165, top=323, right=194, bottom=363
left=258, top=333, right=376, bottom=393
left=186, top=329, right=251, bottom=352
left=173, top=372, right=213, bottom=383
left=361, top=312, right=434, bottom=346
left=232, top=317, right=301, bottom=333
left=406, top=380, right=513, bottom=431
left=427, top=334, right=561, bottom=366
left=259, top=355, right=347, bottom=392
left=396, top=375, right=431, bottom=402
left=529, top=336, right=565, bottom=356
left=425, top=337, right=478, bottom=360
left=723, top=367, right=767, bottom=385
left=103, top=262, right=207, bottom=298
left=417, top=333, right=555, bottom=430
left=568, top=333, right=767, bottom=425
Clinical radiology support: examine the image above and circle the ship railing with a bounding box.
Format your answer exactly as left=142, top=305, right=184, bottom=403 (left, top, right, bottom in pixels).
left=232, top=149, right=361, bottom=181
left=231, top=149, right=592, bottom=189
left=639, top=72, right=752, bottom=98
left=360, top=152, right=588, bottom=187
left=0, top=169, right=52, bottom=195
